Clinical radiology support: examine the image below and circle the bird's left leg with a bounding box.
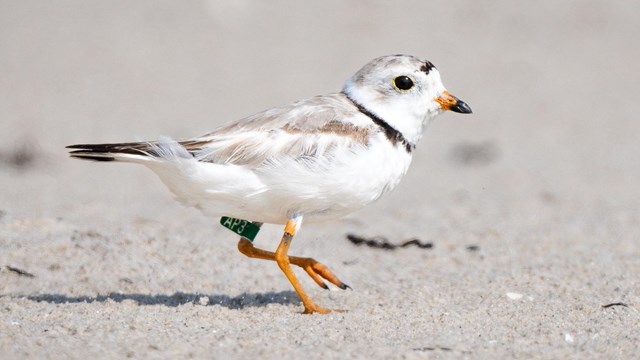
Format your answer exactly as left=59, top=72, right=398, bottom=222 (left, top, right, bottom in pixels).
left=237, top=223, right=348, bottom=290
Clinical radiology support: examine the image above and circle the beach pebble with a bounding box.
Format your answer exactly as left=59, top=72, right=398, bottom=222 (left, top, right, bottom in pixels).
left=506, top=292, right=523, bottom=300
left=198, top=296, right=210, bottom=306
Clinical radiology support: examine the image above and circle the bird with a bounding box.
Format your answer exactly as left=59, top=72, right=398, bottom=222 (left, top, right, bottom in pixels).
left=67, top=54, right=472, bottom=314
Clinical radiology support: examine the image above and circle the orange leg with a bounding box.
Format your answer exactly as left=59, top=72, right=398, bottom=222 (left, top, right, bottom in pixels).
left=237, top=218, right=348, bottom=314
left=238, top=238, right=349, bottom=290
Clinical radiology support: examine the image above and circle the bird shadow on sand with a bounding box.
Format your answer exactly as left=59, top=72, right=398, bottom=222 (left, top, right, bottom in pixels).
left=23, top=290, right=300, bottom=309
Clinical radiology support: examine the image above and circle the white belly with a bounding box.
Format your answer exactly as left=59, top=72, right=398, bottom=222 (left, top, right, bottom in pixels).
left=147, top=138, right=412, bottom=224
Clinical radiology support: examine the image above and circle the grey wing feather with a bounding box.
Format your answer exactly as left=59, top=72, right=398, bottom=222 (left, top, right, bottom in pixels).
left=67, top=93, right=375, bottom=166
left=182, top=93, right=375, bottom=167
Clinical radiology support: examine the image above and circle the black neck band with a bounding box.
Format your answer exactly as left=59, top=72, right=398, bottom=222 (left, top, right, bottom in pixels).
left=343, top=92, right=415, bottom=153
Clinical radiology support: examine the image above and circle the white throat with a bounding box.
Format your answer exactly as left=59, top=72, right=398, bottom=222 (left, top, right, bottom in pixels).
left=343, top=81, right=442, bottom=146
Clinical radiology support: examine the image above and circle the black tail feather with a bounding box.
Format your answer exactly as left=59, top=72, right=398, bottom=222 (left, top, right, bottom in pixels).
left=66, top=141, right=156, bottom=161
left=67, top=139, right=205, bottom=162
left=66, top=142, right=152, bottom=155
left=69, top=152, right=116, bottom=162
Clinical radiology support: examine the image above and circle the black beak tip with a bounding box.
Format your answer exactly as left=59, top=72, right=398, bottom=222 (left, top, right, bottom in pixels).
left=451, top=100, right=472, bottom=114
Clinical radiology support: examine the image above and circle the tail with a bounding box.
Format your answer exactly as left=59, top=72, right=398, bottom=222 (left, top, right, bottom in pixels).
left=67, top=138, right=197, bottom=163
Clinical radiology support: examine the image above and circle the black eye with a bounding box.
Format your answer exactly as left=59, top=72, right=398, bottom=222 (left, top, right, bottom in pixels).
left=393, top=76, right=414, bottom=91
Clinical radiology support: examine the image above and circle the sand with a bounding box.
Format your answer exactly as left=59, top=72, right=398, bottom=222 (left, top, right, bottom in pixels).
left=1, top=1, right=639, bottom=358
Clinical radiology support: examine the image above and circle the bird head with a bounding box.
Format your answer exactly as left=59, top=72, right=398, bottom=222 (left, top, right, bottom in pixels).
left=343, top=55, right=471, bottom=144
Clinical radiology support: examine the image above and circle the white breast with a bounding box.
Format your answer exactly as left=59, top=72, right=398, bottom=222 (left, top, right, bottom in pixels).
left=146, top=133, right=413, bottom=224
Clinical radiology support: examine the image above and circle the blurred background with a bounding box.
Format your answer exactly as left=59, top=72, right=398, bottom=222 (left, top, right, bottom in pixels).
left=1, top=0, right=639, bottom=244
left=1, top=1, right=639, bottom=357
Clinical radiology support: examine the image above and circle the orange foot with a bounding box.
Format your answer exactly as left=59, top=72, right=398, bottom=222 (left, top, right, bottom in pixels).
left=303, top=304, right=331, bottom=314
left=290, top=256, right=350, bottom=291
left=237, top=238, right=350, bottom=291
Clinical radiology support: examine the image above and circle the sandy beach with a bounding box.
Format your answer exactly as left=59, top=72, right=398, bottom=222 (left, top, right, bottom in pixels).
left=1, top=1, right=639, bottom=358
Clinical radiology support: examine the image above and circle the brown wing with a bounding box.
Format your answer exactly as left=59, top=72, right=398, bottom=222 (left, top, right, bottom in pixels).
left=68, top=93, right=376, bottom=166
left=180, top=93, right=375, bottom=166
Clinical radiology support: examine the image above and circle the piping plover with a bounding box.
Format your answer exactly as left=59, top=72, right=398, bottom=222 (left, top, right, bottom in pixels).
left=68, top=55, right=472, bottom=314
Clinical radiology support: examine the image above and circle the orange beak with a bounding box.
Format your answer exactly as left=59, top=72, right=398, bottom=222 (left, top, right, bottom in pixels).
left=436, top=91, right=472, bottom=114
